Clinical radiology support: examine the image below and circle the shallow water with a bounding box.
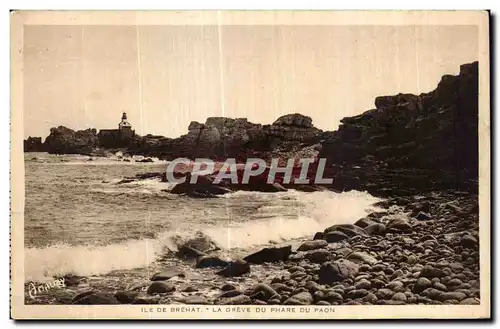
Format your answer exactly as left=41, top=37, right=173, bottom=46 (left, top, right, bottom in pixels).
left=24, top=152, right=381, bottom=282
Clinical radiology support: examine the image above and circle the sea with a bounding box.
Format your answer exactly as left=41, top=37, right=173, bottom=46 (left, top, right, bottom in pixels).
left=24, top=152, right=382, bottom=284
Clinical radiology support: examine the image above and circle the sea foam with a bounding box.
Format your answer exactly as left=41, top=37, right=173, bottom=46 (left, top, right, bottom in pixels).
left=24, top=190, right=381, bottom=282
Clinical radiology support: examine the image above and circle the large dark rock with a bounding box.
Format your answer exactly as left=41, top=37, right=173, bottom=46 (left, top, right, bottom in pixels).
left=147, top=281, right=176, bottom=294
left=318, top=61, right=479, bottom=196
left=174, top=231, right=220, bottom=257
left=325, top=231, right=349, bottom=243
left=216, top=260, right=251, bottom=277
left=24, top=136, right=45, bottom=152
left=150, top=267, right=185, bottom=281
left=72, top=291, right=119, bottom=305
left=176, top=245, right=206, bottom=259
left=323, top=224, right=368, bottom=237
left=196, top=255, right=229, bottom=268
left=243, top=246, right=292, bottom=264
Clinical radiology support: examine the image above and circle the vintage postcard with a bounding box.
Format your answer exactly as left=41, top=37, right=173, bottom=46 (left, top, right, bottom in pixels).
left=10, top=10, right=490, bottom=319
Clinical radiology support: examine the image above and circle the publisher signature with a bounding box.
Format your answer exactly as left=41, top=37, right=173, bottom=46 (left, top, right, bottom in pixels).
left=26, top=278, right=66, bottom=299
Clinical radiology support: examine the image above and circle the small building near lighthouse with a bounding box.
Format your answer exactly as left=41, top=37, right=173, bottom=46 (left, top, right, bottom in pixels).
left=98, top=112, right=136, bottom=148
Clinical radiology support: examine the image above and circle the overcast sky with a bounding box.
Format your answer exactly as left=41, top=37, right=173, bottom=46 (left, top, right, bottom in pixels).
left=23, top=25, right=478, bottom=138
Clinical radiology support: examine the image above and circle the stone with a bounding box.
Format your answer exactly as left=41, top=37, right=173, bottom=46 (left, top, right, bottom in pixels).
left=114, top=291, right=140, bottom=304
left=284, top=292, right=314, bottom=305
left=433, top=282, right=447, bottom=291
left=415, top=211, right=432, bottom=221
left=132, top=296, right=161, bottom=304
left=392, top=292, right=407, bottom=302
left=324, top=224, right=368, bottom=237
left=319, top=260, right=360, bottom=284
left=196, top=255, right=229, bottom=268
left=271, top=283, right=293, bottom=293
left=221, top=284, right=237, bottom=291
left=386, top=218, right=412, bottom=232
left=305, top=249, right=332, bottom=263
left=421, top=288, right=444, bottom=300
left=438, top=292, right=467, bottom=302
left=313, top=232, right=325, bottom=240
left=62, top=274, right=83, bottom=287
left=365, top=223, right=387, bottom=236
left=381, top=300, right=406, bottom=305
left=218, top=295, right=252, bottom=305
left=243, top=246, right=292, bottom=264
left=216, top=260, right=251, bottom=277
left=150, top=267, right=185, bottom=281
left=175, top=231, right=220, bottom=253
left=413, top=277, right=432, bottom=293
left=420, top=265, right=445, bottom=279
left=386, top=281, right=404, bottom=292
left=249, top=283, right=279, bottom=301
left=182, top=296, right=209, bottom=304
left=354, top=217, right=378, bottom=228
left=461, top=235, right=478, bottom=249
left=219, top=290, right=242, bottom=298
left=73, top=291, right=119, bottom=305
left=305, top=281, right=323, bottom=293
left=44, top=126, right=99, bottom=155
left=347, top=251, right=378, bottom=265
left=182, top=286, right=197, bottom=292
left=363, top=292, right=379, bottom=304
left=325, top=231, right=349, bottom=243
left=406, top=255, right=417, bottom=265
left=446, top=278, right=463, bottom=287
left=355, top=279, right=372, bottom=290
left=375, top=288, right=394, bottom=300
left=347, top=289, right=369, bottom=299
left=460, top=297, right=480, bottom=305
left=297, top=240, right=328, bottom=251
left=147, top=281, right=176, bottom=294
left=176, top=245, right=207, bottom=259
left=325, top=291, right=344, bottom=303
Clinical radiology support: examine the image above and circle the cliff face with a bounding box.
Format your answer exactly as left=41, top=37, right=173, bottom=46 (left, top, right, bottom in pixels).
left=319, top=61, right=479, bottom=194
left=43, top=126, right=99, bottom=155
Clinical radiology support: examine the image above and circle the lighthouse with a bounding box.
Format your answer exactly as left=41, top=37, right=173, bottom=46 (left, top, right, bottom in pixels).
left=98, top=112, right=135, bottom=148
left=118, top=112, right=134, bottom=138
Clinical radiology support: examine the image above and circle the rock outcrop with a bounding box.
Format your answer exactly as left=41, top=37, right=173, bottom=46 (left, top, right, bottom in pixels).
left=43, top=126, right=99, bottom=155
left=128, top=113, right=322, bottom=161
left=319, top=61, right=479, bottom=196
left=24, top=136, right=45, bottom=152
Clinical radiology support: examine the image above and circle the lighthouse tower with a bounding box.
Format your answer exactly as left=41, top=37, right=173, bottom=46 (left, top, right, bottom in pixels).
left=118, top=112, right=134, bottom=139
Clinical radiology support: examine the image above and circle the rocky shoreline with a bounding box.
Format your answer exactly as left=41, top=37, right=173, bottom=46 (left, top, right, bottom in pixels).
left=24, top=61, right=479, bottom=197
left=24, top=61, right=480, bottom=306
left=25, top=191, right=479, bottom=306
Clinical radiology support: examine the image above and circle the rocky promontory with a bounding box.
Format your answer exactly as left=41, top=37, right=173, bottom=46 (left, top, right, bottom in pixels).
left=319, top=62, right=479, bottom=196
left=38, top=126, right=99, bottom=156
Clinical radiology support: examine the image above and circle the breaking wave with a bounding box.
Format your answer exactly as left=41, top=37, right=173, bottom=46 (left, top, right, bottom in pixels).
left=24, top=190, right=381, bottom=282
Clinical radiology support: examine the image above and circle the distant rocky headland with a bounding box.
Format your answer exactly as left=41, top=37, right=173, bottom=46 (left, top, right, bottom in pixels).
left=24, top=61, right=479, bottom=197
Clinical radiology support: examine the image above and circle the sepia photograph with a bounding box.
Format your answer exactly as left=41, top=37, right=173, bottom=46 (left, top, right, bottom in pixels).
left=10, top=10, right=490, bottom=319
